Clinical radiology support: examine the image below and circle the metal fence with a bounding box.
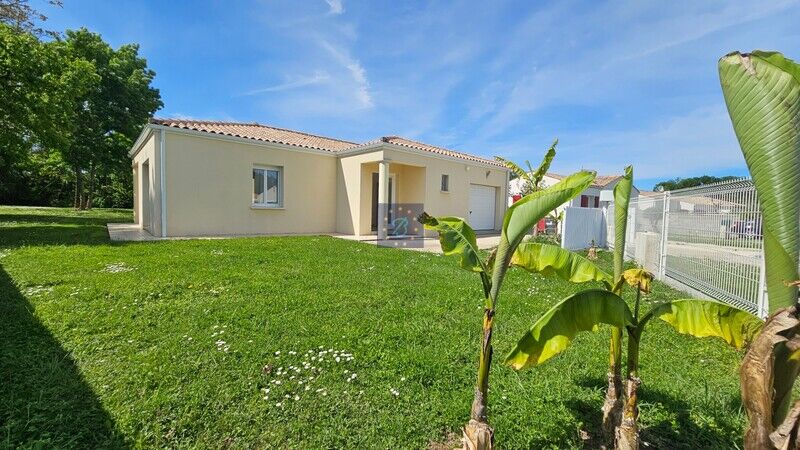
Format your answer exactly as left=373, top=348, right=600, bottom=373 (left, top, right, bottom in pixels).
left=607, top=179, right=767, bottom=316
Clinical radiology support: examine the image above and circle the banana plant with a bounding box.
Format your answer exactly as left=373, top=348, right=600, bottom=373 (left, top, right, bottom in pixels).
left=419, top=168, right=595, bottom=450
left=719, top=51, right=800, bottom=449
left=496, top=139, right=557, bottom=196
left=505, top=267, right=763, bottom=450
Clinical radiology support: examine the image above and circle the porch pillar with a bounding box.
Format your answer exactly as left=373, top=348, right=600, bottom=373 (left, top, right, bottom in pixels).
left=378, top=160, right=390, bottom=239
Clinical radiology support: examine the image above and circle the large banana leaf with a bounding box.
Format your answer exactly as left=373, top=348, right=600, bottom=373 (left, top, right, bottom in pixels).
left=505, top=289, right=634, bottom=370
left=504, top=171, right=595, bottom=251
left=418, top=213, right=486, bottom=273
left=719, top=51, right=800, bottom=311
left=511, top=242, right=613, bottom=288
left=640, top=299, right=763, bottom=349
left=490, top=171, right=595, bottom=301
left=613, top=165, right=633, bottom=279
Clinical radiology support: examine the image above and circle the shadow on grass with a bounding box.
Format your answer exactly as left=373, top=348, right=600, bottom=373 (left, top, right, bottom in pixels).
left=0, top=212, right=127, bottom=248
left=567, top=376, right=742, bottom=449
left=0, top=267, right=127, bottom=448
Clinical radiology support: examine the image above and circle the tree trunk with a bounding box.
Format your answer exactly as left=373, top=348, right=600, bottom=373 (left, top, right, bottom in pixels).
left=463, top=307, right=495, bottom=450
left=741, top=306, right=800, bottom=450
left=84, top=162, right=95, bottom=209
left=602, top=327, right=624, bottom=445
left=73, top=166, right=83, bottom=210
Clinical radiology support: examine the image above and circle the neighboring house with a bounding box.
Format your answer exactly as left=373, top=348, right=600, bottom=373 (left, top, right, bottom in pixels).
left=508, top=172, right=640, bottom=215
left=129, top=118, right=510, bottom=238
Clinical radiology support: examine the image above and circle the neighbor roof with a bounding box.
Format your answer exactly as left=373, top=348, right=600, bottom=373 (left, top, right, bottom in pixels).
left=545, top=172, right=622, bottom=188
left=149, top=118, right=504, bottom=167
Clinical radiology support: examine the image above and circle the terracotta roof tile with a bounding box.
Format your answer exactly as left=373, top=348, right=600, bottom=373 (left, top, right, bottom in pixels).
left=150, top=119, right=505, bottom=168
left=379, top=136, right=505, bottom=168
left=150, top=118, right=358, bottom=152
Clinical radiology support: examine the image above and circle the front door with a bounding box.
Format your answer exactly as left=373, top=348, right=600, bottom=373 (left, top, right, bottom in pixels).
left=371, top=173, right=396, bottom=232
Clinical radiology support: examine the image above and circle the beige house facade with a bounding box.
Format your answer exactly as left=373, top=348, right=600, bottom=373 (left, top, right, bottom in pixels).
left=129, top=119, right=509, bottom=238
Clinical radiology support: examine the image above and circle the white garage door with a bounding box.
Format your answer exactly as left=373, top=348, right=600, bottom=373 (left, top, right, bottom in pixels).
left=469, top=184, right=497, bottom=230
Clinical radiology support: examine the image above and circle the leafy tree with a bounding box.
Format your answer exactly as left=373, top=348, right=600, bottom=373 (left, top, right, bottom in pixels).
left=653, top=175, right=738, bottom=191
left=62, top=28, right=162, bottom=209
left=0, top=23, right=96, bottom=203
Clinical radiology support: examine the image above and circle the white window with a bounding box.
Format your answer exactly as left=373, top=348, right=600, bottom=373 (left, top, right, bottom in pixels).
left=253, top=166, right=283, bottom=207
left=441, top=174, right=450, bottom=192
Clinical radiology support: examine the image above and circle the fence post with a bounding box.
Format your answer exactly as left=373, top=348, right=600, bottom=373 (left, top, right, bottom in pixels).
left=658, top=191, right=670, bottom=281
left=756, top=250, right=768, bottom=318
left=560, top=206, right=568, bottom=249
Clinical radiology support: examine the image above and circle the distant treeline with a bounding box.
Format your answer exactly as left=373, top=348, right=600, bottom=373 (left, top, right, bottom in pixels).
left=653, top=175, right=739, bottom=192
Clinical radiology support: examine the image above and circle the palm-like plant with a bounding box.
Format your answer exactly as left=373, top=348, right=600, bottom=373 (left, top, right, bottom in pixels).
left=718, top=51, right=800, bottom=449
left=419, top=161, right=594, bottom=449
left=504, top=269, right=762, bottom=450
left=501, top=165, right=764, bottom=449
left=496, top=139, right=557, bottom=196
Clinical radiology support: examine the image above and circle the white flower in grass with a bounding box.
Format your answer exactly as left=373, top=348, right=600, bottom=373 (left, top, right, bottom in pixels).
left=293, top=395, right=300, bottom=401
left=276, top=402, right=283, bottom=407
left=274, top=351, right=280, bottom=356
left=400, top=377, right=406, bottom=382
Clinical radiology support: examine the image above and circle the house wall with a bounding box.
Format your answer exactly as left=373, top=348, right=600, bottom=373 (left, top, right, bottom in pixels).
left=131, top=130, right=162, bottom=236
left=163, top=131, right=338, bottom=236
left=382, top=148, right=508, bottom=235
left=336, top=151, right=385, bottom=235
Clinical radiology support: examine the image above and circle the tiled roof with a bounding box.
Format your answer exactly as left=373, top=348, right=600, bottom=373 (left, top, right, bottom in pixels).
left=379, top=136, right=504, bottom=168
left=546, top=172, right=622, bottom=188
left=150, top=119, right=504, bottom=167
left=150, top=118, right=359, bottom=152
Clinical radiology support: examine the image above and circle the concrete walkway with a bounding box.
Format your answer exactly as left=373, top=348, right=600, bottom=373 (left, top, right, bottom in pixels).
left=106, top=224, right=502, bottom=253
left=107, top=223, right=160, bottom=241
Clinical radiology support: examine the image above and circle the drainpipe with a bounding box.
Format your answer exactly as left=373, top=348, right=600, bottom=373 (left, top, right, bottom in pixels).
left=160, top=129, right=167, bottom=237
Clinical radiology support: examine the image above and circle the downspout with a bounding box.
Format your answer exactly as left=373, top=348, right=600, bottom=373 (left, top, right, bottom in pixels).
left=160, top=129, right=167, bottom=237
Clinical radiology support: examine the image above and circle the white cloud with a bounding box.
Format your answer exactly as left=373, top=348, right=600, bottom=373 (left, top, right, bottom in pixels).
left=241, top=71, right=331, bottom=96
left=319, top=40, right=373, bottom=108
left=523, top=105, right=745, bottom=180
left=324, top=0, right=343, bottom=15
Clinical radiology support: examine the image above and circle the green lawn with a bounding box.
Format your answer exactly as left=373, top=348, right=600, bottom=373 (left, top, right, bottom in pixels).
left=1, top=206, right=746, bottom=449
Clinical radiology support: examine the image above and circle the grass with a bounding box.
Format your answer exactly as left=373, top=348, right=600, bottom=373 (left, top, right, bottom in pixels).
left=1, top=206, right=747, bottom=449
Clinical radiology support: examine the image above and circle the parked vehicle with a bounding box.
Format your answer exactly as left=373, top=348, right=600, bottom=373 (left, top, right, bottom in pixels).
left=729, top=219, right=762, bottom=239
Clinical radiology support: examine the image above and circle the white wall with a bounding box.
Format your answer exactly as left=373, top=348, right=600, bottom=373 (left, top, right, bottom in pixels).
left=561, top=206, right=605, bottom=250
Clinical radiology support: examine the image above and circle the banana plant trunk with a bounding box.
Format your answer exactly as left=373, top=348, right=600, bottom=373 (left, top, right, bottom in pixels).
left=463, top=307, right=495, bottom=450
left=740, top=306, right=800, bottom=450
left=602, top=328, right=624, bottom=443
left=616, top=328, right=641, bottom=450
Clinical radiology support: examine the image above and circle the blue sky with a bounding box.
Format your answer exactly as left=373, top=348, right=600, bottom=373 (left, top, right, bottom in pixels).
left=42, top=0, right=800, bottom=189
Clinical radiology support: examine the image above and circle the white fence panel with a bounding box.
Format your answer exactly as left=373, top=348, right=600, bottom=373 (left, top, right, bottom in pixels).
left=607, top=179, right=767, bottom=316
left=562, top=206, right=605, bottom=250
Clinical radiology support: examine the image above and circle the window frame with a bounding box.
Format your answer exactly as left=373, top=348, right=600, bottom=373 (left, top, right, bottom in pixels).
left=441, top=174, right=450, bottom=192
left=252, top=165, right=284, bottom=208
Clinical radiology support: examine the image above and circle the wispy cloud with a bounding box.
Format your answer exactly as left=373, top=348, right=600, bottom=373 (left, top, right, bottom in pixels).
left=319, top=40, right=373, bottom=108
left=241, top=71, right=330, bottom=96
left=324, top=0, right=343, bottom=15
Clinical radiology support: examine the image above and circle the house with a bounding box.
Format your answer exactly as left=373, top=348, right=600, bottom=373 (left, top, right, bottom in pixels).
left=128, top=119, right=510, bottom=238
left=509, top=172, right=640, bottom=215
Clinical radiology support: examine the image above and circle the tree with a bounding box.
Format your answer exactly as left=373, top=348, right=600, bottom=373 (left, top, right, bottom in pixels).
left=0, top=0, right=62, bottom=37
left=61, top=28, right=161, bottom=209
left=653, top=175, right=738, bottom=191
left=0, top=23, right=96, bottom=203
